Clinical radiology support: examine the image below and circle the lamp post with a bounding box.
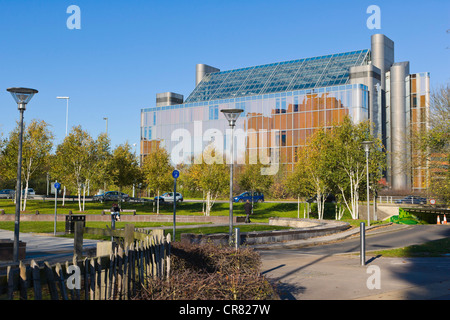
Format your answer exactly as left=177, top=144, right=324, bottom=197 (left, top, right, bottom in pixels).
left=56, top=96, right=69, bottom=136
left=57, top=96, right=70, bottom=206
left=362, top=141, right=373, bottom=227
left=7, top=87, right=38, bottom=262
left=220, top=108, right=243, bottom=242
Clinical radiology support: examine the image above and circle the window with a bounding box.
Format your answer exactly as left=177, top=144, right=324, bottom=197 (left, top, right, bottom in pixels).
left=281, top=131, right=287, bottom=146
left=209, top=105, right=219, bottom=120
left=294, top=96, right=299, bottom=112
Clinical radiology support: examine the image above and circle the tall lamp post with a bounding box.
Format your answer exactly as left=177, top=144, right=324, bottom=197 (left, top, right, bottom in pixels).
left=7, top=87, right=38, bottom=262
left=362, top=141, right=373, bottom=227
left=57, top=96, right=70, bottom=206
left=56, top=96, right=70, bottom=136
left=220, top=108, right=243, bottom=242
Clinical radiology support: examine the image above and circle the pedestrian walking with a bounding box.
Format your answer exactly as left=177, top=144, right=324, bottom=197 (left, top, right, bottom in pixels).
left=244, top=200, right=252, bottom=223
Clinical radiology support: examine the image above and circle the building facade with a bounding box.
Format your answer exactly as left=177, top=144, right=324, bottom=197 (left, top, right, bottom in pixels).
left=141, top=34, right=430, bottom=191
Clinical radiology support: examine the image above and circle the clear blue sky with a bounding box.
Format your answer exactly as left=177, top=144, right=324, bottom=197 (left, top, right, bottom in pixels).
left=0, top=0, right=448, bottom=151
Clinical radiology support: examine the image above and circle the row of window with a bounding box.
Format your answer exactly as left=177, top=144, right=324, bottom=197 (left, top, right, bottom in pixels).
left=186, top=50, right=369, bottom=103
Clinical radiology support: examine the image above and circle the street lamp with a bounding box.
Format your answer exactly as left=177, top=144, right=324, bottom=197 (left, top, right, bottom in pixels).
left=7, top=87, right=38, bottom=262
left=362, top=141, right=373, bottom=227
left=57, top=96, right=70, bottom=206
left=56, top=96, right=69, bottom=136
left=221, top=108, right=243, bottom=242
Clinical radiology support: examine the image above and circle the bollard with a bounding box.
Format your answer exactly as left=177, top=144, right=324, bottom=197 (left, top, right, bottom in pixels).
left=235, top=227, right=240, bottom=250
left=360, top=222, right=366, bottom=266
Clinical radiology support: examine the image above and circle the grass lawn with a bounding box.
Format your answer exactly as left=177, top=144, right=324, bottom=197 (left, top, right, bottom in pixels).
left=0, top=198, right=384, bottom=224
left=0, top=198, right=316, bottom=219
left=370, top=237, right=450, bottom=258
left=0, top=199, right=384, bottom=239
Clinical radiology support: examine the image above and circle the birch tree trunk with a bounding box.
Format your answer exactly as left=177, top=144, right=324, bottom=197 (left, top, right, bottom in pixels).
left=205, top=191, right=211, bottom=216
left=77, top=186, right=82, bottom=212
left=157, top=190, right=160, bottom=215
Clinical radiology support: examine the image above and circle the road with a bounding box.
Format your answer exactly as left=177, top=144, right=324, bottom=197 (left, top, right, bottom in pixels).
left=258, top=225, right=450, bottom=300
left=262, top=224, right=450, bottom=256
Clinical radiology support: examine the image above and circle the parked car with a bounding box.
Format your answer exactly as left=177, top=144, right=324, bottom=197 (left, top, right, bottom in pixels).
left=22, top=188, right=35, bottom=197
left=306, top=193, right=336, bottom=204
left=233, top=192, right=264, bottom=203
left=154, top=192, right=183, bottom=203
left=395, top=195, right=427, bottom=204
left=0, top=189, right=15, bottom=199
left=92, top=191, right=130, bottom=202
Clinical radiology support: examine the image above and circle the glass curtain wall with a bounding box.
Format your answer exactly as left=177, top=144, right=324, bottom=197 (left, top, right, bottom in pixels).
left=141, top=83, right=369, bottom=168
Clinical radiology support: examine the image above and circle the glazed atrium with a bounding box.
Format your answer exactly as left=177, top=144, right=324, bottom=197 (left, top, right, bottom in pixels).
left=140, top=34, right=430, bottom=191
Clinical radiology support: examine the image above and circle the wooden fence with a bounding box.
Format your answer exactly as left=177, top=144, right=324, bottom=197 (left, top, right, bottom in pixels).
left=0, top=224, right=171, bottom=300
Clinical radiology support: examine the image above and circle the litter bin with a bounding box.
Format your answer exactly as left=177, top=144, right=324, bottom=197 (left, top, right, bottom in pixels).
left=65, top=214, right=86, bottom=233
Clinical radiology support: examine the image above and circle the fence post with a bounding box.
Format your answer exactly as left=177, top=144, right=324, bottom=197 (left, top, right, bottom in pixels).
left=44, top=261, right=59, bottom=300
left=19, top=261, right=27, bottom=300
left=124, top=224, right=135, bottom=248
left=6, top=266, right=14, bottom=300
left=31, top=260, right=42, bottom=300
left=55, top=263, right=68, bottom=300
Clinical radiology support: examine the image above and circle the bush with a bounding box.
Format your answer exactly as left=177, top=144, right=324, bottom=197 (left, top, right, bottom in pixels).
left=135, top=242, right=276, bottom=300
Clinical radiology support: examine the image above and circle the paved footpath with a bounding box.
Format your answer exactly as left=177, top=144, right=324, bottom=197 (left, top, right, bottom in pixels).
left=0, top=229, right=99, bottom=268
left=2, top=223, right=450, bottom=300
left=257, top=224, right=450, bottom=300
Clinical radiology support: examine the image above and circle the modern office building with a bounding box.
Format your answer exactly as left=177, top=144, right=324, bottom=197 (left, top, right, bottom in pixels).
left=141, top=34, right=430, bottom=191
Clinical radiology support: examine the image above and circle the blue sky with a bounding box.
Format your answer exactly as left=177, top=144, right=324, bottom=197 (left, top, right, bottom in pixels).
left=0, top=0, right=448, bottom=151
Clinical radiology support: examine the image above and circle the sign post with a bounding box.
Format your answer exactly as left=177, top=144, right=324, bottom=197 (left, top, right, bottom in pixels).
left=172, top=170, right=180, bottom=240
left=54, top=181, right=61, bottom=235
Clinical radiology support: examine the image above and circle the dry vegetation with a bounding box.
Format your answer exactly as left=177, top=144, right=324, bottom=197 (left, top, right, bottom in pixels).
left=134, top=242, right=277, bottom=300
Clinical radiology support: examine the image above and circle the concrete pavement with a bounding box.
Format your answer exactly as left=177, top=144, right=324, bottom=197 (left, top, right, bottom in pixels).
left=1, top=221, right=449, bottom=300
left=0, top=229, right=99, bottom=268
left=257, top=224, right=450, bottom=300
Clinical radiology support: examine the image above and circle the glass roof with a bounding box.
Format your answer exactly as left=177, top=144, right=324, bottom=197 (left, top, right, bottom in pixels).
left=185, top=49, right=370, bottom=103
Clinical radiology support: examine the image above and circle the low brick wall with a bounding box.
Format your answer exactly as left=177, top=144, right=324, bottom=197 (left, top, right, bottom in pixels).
left=0, top=213, right=246, bottom=224
left=0, top=239, right=26, bottom=261
left=181, top=218, right=350, bottom=246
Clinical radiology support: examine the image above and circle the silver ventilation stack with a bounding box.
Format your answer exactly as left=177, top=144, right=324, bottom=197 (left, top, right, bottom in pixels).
left=196, top=64, right=220, bottom=86
left=389, top=61, right=410, bottom=190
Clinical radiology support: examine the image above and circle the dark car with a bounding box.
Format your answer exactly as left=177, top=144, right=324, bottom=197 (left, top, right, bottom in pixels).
left=233, top=191, right=264, bottom=203
left=395, top=195, right=427, bottom=204
left=306, top=194, right=336, bottom=204
left=92, top=191, right=130, bottom=202
left=0, top=189, right=15, bottom=199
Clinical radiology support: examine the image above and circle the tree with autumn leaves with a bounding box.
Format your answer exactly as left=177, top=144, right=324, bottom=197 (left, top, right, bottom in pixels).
left=141, top=146, right=173, bottom=214
left=413, top=84, right=450, bottom=204
left=0, top=119, right=54, bottom=211
left=286, top=116, right=386, bottom=220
